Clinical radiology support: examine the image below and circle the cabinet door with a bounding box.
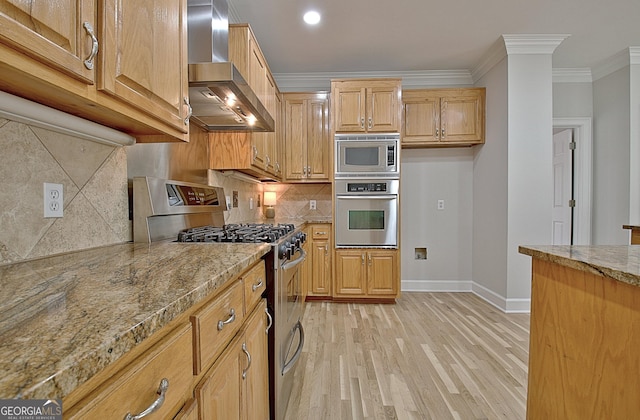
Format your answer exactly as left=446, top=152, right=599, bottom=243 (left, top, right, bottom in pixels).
left=335, top=250, right=366, bottom=296
left=367, top=250, right=398, bottom=296
left=311, top=241, right=331, bottom=295
left=306, top=97, right=331, bottom=180
left=196, top=335, right=242, bottom=420
left=99, top=0, right=188, bottom=133
left=284, top=97, right=307, bottom=180
left=0, top=0, right=96, bottom=83
left=367, top=86, right=400, bottom=132
left=334, top=85, right=366, bottom=132
left=440, top=92, right=484, bottom=144
left=242, top=301, right=270, bottom=420
left=402, top=94, right=440, bottom=145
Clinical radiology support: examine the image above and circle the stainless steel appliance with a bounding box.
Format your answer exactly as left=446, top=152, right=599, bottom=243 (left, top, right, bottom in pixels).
left=334, top=178, right=399, bottom=247
left=187, top=0, right=274, bottom=131
left=335, top=133, right=400, bottom=178
left=132, top=177, right=306, bottom=420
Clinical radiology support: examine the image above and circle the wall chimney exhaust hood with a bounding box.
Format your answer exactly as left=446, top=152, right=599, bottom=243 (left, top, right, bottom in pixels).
left=187, top=0, right=274, bottom=132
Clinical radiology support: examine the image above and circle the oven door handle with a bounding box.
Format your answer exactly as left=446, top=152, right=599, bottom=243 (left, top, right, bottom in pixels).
left=281, top=321, right=305, bottom=376
left=336, top=195, right=396, bottom=200
left=281, top=247, right=307, bottom=271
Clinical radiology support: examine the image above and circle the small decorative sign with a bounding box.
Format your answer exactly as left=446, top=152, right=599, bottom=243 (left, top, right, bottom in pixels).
left=0, top=399, right=62, bottom=420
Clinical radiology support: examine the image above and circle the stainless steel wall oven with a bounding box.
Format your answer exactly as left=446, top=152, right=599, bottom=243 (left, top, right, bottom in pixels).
left=334, top=178, right=399, bottom=247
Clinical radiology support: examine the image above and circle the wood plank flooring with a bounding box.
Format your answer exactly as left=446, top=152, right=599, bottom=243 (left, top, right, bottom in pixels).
left=285, top=292, right=530, bottom=420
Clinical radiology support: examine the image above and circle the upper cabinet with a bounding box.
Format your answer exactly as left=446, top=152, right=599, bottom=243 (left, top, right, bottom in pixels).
left=208, top=24, right=281, bottom=181
left=0, top=0, right=190, bottom=142
left=0, top=0, right=96, bottom=83
left=402, top=88, right=485, bottom=147
left=331, top=79, right=402, bottom=133
left=283, top=92, right=330, bottom=182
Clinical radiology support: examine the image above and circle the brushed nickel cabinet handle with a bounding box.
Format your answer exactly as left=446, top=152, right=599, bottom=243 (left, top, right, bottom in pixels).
left=83, top=22, right=98, bottom=70
left=361, top=254, right=365, bottom=265
left=360, top=118, right=365, bottom=129
left=265, top=307, right=273, bottom=334
left=183, top=97, right=192, bottom=125
left=124, top=378, right=169, bottom=420
left=368, top=117, right=372, bottom=129
left=217, top=308, right=236, bottom=330
left=368, top=253, right=372, bottom=266
left=241, top=343, right=252, bottom=379
left=435, top=129, right=439, bottom=138
left=252, top=278, right=264, bottom=292
left=252, top=146, right=258, bottom=162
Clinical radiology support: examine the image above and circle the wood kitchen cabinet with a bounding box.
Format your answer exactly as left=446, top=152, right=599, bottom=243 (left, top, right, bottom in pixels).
left=208, top=24, right=281, bottom=180
left=331, top=79, right=402, bottom=133
left=402, top=88, right=485, bottom=147
left=63, top=260, right=270, bottom=419
left=0, top=0, right=190, bottom=142
left=306, top=224, right=332, bottom=298
left=283, top=92, right=331, bottom=182
left=195, top=299, right=269, bottom=420
left=334, top=249, right=399, bottom=299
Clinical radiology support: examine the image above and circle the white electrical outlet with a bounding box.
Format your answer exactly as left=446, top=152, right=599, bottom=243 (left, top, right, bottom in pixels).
left=310, top=200, right=317, bottom=210
left=249, top=197, right=254, bottom=209
left=437, top=199, right=445, bottom=210
left=226, top=196, right=232, bottom=211
left=44, top=183, right=63, bottom=218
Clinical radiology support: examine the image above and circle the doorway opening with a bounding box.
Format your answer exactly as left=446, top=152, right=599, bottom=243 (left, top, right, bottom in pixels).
left=552, top=117, right=592, bottom=245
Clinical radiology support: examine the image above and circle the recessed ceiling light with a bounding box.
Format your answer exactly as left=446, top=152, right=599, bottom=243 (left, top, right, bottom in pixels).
left=303, top=10, right=321, bottom=25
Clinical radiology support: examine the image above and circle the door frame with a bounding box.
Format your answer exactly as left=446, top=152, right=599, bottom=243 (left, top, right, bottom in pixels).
left=553, top=117, right=592, bottom=245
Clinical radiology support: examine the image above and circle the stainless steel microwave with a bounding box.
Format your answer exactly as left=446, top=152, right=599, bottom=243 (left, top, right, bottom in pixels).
left=335, top=133, right=399, bottom=177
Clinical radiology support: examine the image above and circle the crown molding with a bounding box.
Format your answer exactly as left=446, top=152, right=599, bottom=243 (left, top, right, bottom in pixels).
left=592, top=47, right=640, bottom=81
left=274, top=70, right=473, bottom=92
left=502, top=34, right=570, bottom=55
left=552, top=68, right=592, bottom=83
left=471, top=38, right=507, bottom=83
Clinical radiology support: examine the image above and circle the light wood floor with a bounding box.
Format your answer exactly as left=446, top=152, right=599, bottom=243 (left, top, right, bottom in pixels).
left=285, top=293, right=530, bottom=420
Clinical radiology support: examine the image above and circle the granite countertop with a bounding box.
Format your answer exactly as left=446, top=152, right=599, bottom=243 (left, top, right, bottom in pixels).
left=0, top=240, right=270, bottom=400
left=519, top=245, right=640, bottom=287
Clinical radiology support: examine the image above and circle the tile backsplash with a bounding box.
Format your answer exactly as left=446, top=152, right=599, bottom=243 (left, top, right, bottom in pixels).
left=0, top=118, right=130, bottom=265
left=0, top=115, right=332, bottom=266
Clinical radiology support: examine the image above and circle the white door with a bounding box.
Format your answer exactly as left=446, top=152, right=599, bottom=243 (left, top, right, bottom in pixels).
left=552, top=129, right=574, bottom=245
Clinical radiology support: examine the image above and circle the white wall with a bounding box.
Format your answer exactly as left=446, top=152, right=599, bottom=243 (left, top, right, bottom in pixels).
left=401, top=148, right=473, bottom=291
left=593, top=67, right=630, bottom=244
left=472, top=58, right=510, bottom=303
left=630, top=63, right=640, bottom=225
left=553, top=82, right=593, bottom=118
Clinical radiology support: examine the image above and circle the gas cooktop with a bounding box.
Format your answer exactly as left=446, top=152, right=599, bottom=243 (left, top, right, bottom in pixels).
left=176, top=223, right=296, bottom=243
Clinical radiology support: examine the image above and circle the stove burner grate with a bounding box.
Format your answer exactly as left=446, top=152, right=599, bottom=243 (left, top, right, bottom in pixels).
left=177, top=223, right=295, bottom=243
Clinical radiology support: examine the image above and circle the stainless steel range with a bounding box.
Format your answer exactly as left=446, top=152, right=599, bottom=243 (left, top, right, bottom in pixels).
left=132, top=176, right=306, bottom=420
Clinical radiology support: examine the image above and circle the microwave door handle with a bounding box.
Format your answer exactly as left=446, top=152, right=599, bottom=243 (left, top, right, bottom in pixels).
left=336, top=195, right=396, bottom=200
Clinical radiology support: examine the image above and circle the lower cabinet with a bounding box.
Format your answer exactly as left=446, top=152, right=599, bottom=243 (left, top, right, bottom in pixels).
left=195, top=299, right=269, bottom=420
left=62, top=260, right=270, bottom=420
left=334, top=249, right=399, bottom=299
left=306, top=224, right=332, bottom=298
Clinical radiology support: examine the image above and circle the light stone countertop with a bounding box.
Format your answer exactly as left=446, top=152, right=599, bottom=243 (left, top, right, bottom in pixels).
left=0, top=240, right=270, bottom=400
left=519, top=245, right=640, bottom=287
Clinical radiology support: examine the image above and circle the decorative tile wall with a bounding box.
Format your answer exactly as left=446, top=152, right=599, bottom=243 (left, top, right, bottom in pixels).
left=0, top=118, right=130, bottom=265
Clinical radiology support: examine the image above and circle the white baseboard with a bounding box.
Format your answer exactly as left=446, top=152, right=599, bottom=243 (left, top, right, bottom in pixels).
left=401, top=280, right=531, bottom=314
left=402, top=279, right=472, bottom=292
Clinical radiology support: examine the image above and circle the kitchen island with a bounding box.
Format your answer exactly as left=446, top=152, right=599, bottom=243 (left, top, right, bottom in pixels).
left=519, top=245, right=640, bottom=419
left=0, top=240, right=270, bottom=401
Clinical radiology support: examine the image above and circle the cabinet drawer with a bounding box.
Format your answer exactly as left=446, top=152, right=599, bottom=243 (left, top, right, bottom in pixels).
left=67, top=323, right=193, bottom=419
left=312, top=226, right=330, bottom=240
left=243, top=262, right=266, bottom=314
left=191, top=281, right=245, bottom=374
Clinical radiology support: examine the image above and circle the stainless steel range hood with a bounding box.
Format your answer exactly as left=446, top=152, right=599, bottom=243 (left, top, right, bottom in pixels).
left=187, top=0, right=274, bottom=132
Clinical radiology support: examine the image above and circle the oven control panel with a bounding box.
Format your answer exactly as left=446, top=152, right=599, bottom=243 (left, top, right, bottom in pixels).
left=346, top=182, right=388, bottom=192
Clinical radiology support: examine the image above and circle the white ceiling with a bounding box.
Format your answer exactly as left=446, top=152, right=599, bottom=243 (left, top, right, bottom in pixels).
left=228, top=0, right=640, bottom=76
